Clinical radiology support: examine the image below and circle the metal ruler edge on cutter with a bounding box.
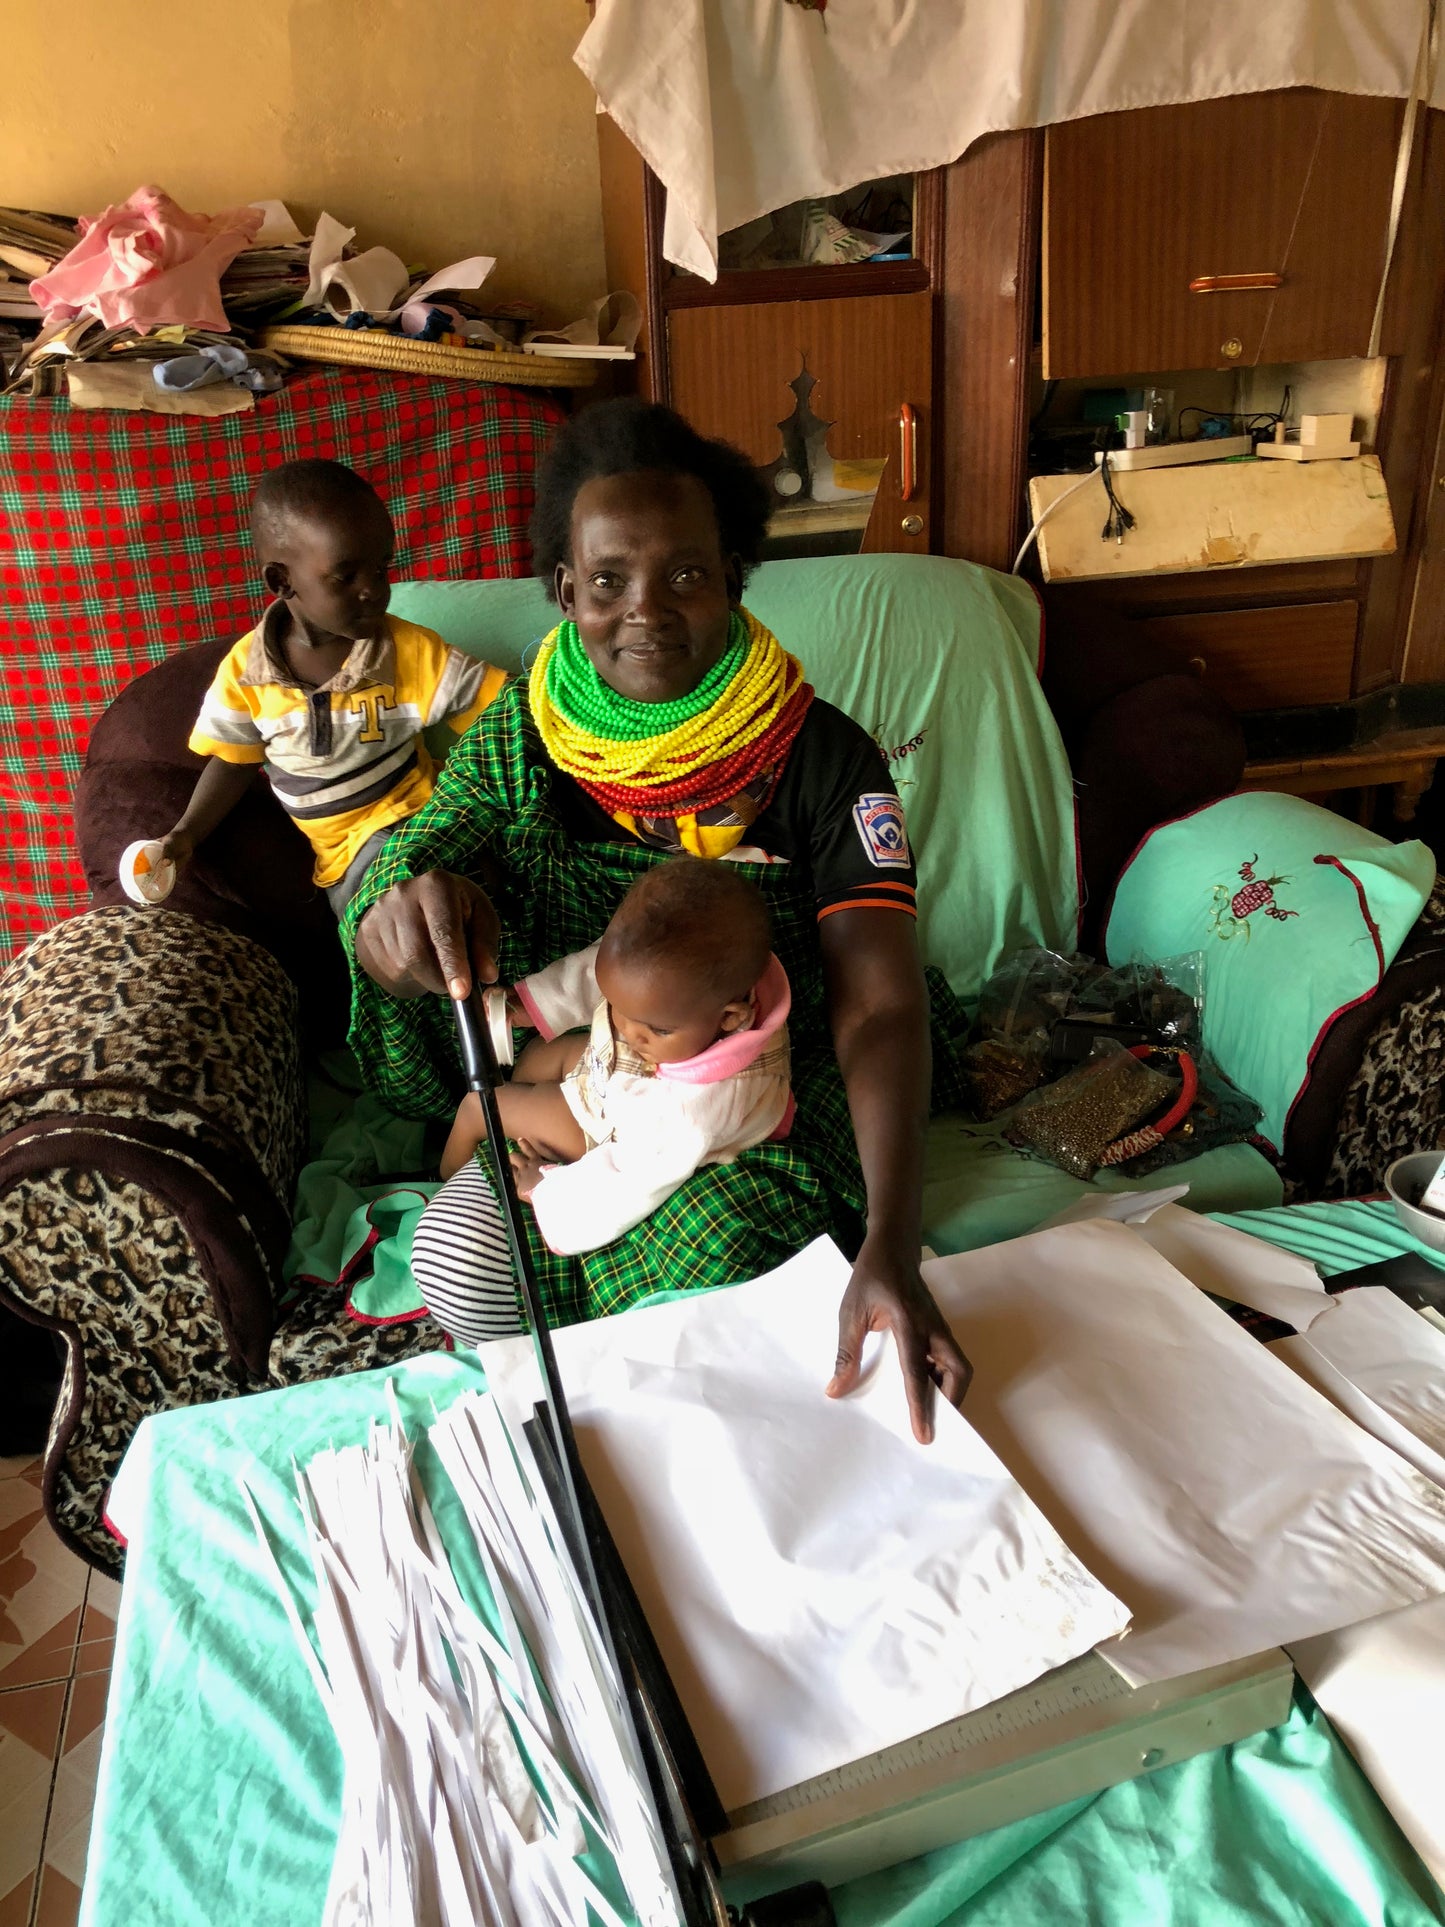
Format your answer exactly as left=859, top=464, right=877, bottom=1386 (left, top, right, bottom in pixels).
left=715, top=1648, right=1294, bottom=1898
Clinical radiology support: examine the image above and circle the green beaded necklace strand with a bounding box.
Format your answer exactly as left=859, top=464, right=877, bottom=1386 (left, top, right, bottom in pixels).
left=544, top=612, right=748, bottom=741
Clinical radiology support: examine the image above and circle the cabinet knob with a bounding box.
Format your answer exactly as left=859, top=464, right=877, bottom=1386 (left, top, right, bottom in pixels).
left=1188, top=655, right=1208, bottom=677
left=1220, top=337, right=1244, bottom=360
left=901, top=514, right=924, bottom=537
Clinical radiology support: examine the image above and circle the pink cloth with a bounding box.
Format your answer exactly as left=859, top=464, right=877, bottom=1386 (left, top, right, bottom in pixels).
left=655, top=953, right=791, bottom=1085
left=30, top=186, right=263, bottom=334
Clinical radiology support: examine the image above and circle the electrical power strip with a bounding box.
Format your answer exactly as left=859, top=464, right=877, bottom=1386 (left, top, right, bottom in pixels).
left=1094, top=435, right=1254, bottom=471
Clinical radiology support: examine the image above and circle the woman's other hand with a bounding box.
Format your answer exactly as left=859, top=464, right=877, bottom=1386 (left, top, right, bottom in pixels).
left=827, top=1239, right=972, bottom=1445
left=354, top=871, right=501, bottom=1000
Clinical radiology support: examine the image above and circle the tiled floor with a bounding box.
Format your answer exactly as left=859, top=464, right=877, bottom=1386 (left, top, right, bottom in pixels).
left=0, top=1453, right=118, bottom=1927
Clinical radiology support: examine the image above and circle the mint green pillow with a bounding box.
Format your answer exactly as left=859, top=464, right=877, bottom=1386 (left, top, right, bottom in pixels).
left=1104, top=793, right=1436, bottom=1151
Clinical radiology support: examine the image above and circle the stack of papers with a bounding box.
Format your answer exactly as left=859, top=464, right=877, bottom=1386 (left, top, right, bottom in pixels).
left=482, top=1240, right=1133, bottom=1812
left=1044, top=1195, right=1445, bottom=1884
left=920, top=1221, right=1445, bottom=1685
left=0, top=207, right=72, bottom=320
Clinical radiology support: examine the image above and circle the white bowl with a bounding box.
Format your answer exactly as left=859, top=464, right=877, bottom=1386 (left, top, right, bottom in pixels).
left=1384, top=1151, right=1445, bottom=1254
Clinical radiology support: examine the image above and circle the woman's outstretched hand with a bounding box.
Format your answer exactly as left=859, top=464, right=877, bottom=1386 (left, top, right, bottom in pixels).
left=827, top=1238, right=972, bottom=1444
left=353, top=871, right=502, bottom=1000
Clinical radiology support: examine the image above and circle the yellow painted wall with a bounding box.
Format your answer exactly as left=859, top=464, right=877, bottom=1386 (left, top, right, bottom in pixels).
left=2, top=0, right=606, bottom=324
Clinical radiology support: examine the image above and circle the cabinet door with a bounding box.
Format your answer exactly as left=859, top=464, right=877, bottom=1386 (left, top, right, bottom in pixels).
left=667, top=292, right=933, bottom=554
left=1043, top=90, right=1404, bottom=378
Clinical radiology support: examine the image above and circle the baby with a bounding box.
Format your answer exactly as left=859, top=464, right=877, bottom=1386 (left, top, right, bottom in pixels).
left=159, top=459, right=504, bottom=914
left=443, top=859, right=794, bottom=1255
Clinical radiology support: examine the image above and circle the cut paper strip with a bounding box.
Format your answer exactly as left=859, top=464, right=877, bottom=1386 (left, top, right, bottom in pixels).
left=250, top=1399, right=676, bottom=1927
left=481, top=1236, right=1131, bottom=1813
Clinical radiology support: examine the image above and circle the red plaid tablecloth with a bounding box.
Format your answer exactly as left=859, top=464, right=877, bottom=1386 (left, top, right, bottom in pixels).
left=0, top=366, right=563, bottom=957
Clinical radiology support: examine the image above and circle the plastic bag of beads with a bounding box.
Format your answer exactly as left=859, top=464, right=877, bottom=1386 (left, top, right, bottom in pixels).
left=962, top=949, right=1085, bottom=1119
left=1069, top=954, right=1202, bottom=1053
left=1005, top=1043, right=1177, bottom=1180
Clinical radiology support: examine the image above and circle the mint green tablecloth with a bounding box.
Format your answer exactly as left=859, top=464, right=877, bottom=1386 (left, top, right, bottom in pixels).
left=81, top=1215, right=1445, bottom=1927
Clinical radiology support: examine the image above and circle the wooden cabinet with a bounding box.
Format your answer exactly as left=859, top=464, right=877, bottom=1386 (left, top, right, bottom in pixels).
left=668, top=294, right=933, bottom=555
left=1042, top=91, right=1404, bottom=377
left=598, top=90, right=1445, bottom=766
left=596, top=119, right=940, bottom=556
left=1134, top=602, right=1359, bottom=711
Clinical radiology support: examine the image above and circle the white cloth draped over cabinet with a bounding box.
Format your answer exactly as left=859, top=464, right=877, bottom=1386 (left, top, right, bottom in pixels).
left=576, top=0, right=1440, bottom=281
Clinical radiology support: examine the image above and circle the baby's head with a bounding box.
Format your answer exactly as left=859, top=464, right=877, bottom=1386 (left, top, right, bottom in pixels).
left=251, top=459, right=393, bottom=644
left=596, top=860, right=772, bottom=1065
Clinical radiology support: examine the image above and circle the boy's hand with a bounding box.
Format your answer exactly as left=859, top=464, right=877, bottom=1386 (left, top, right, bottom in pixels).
left=508, top=1140, right=550, bottom=1198
left=157, top=829, right=194, bottom=867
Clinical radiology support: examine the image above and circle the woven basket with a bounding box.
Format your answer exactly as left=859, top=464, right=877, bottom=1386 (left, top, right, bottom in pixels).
left=259, top=326, right=599, bottom=390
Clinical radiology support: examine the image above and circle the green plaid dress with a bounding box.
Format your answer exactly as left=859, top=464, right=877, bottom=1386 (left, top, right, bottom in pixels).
left=343, top=682, right=965, bottom=1327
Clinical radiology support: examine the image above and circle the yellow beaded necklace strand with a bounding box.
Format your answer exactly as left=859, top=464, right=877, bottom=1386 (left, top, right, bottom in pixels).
left=529, top=608, right=801, bottom=792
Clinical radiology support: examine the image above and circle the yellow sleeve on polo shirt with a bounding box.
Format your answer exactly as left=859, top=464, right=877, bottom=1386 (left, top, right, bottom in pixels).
left=445, top=659, right=507, bottom=734
left=188, top=637, right=267, bottom=765
left=396, top=620, right=507, bottom=737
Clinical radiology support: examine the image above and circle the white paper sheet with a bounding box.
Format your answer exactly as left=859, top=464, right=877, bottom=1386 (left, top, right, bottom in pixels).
left=481, top=1238, right=1131, bottom=1814
left=1267, top=1334, right=1445, bottom=1491
left=1291, top=1285, right=1445, bottom=1458
left=1290, top=1597, right=1445, bottom=1891
left=1058, top=1194, right=1445, bottom=1482
left=302, top=211, right=495, bottom=324
left=246, top=198, right=305, bottom=247
left=920, top=1222, right=1445, bottom=1687
left=1046, top=1192, right=1336, bottom=1330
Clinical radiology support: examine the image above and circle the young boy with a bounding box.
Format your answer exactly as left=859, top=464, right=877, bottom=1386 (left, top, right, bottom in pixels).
left=159, top=459, right=504, bottom=913
left=438, top=859, right=794, bottom=1256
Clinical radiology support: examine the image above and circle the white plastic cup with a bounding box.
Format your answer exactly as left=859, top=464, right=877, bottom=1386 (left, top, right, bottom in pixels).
left=118, top=840, right=177, bottom=907
left=483, top=986, right=515, bottom=1069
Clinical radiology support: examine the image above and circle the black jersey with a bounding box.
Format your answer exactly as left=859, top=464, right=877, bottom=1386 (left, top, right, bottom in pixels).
left=552, top=698, right=917, bottom=921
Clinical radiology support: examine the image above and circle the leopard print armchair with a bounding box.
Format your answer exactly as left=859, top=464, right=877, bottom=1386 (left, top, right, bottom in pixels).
left=0, top=908, right=444, bottom=1573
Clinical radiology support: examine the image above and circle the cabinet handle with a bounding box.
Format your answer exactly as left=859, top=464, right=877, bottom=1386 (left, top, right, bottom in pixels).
left=899, top=403, right=917, bottom=502
left=1189, top=273, right=1284, bottom=294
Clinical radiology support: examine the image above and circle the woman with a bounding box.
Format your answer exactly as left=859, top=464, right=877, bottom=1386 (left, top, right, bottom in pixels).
left=345, top=400, right=970, bottom=1443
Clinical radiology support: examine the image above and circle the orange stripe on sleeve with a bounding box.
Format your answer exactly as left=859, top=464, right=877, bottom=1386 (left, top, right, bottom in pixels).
left=816, top=896, right=919, bottom=922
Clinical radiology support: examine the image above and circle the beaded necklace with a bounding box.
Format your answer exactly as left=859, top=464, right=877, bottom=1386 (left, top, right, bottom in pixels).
left=543, top=613, right=749, bottom=741
left=529, top=608, right=813, bottom=816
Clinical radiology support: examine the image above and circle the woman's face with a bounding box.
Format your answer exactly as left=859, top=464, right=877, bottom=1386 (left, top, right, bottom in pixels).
left=556, top=470, right=741, bottom=703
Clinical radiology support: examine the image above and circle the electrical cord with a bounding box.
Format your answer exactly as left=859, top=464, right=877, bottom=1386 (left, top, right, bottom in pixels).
left=1098, top=450, right=1136, bottom=545
left=1176, top=384, right=1292, bottom=443
left=1011, top=469, right=1101, bottom=574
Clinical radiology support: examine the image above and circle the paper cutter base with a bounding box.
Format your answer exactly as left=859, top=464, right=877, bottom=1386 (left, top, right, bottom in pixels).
left=715, top=1648, right=1295, bottom=1897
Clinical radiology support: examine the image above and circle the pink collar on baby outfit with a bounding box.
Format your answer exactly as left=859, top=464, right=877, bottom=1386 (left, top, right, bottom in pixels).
left=655, top=954, right=790, bottom=1085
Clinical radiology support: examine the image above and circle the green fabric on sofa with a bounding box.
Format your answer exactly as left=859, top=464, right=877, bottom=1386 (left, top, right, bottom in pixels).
left=1105, top=793, right=1436, bottom=1152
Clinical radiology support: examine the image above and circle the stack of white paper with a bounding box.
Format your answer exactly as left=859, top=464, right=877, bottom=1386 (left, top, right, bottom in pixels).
left=482, top=1238, right=1133, bottom=1813
left=919, top=1220, right=1445, bottom=1686
left=1043, top=1194, right=1445, bottom=1879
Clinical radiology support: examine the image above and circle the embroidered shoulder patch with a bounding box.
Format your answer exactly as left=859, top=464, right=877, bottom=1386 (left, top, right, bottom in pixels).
left=852, top=793, right=912, bottom=870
